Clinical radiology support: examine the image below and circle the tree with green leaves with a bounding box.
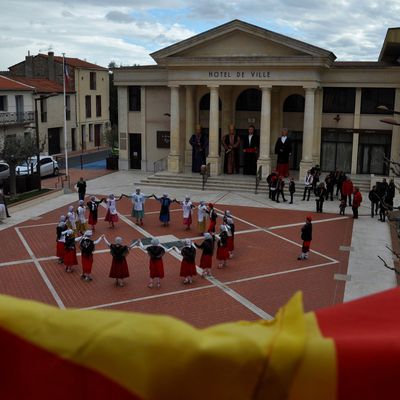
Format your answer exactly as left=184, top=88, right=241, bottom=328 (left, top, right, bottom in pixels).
left=0, top=134, right=40, bottom=195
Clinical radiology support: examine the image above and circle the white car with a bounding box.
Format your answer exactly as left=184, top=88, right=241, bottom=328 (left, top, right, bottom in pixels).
left=16, top=156, right=59, bottom=177
left=0, top=162, right=10, bottom=181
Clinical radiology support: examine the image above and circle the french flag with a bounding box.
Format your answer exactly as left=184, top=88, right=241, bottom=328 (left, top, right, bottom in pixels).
left=64, top=62, right=70, bottom=88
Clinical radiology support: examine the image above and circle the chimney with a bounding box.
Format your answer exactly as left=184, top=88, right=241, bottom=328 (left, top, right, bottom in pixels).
left=48, top=51, right=55, bottom=81
left=25, top=54, right=33, bottom=77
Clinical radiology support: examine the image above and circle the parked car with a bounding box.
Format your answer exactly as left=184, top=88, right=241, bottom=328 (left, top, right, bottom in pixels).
left=0, top=161, right=10, bottom=181
left=16, top=156, right=59, bottom=177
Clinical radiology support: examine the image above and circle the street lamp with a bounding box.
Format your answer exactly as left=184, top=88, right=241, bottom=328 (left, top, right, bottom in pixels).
left=377, top=105, right=400, bottom=126
left=34, top=92, right=58, bottom=190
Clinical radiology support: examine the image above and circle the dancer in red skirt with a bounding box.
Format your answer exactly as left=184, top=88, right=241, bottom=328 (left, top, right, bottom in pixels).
left=87, top=196, right=104, bottom=231
left=78, top=230, right=103, bottom=281
left=178, top=195, right=195, bottom=231
left=104, top=194, right=119, bottom=229
left=298, top=216, right=313, bottom=260
left=195, top=232, right=214, bottom=277
left=56, top=215, right=67, bottom=264
left=216, top=225, right=229, bottom=268
left=223, top=210, right=235, bottom=258
left=140, top=238, right=167, bottom=288
left=207, top=203, right=218, bottom=233
left=63, top=229, right=79, bottom=273
left=180, top=239, right=197, bottom=284
left=104, top=236, right=130, bottom=287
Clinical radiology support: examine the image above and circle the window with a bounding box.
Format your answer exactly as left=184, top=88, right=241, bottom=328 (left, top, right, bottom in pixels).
left=90, top=72, right=96, bottom=90
left=89, top=124, right=94, bottom=142
left=96, top=95, right=101, bottom=117
left=65, top=96, right=71, bottom=120
left=128, top=86, right=141, bottom=111
left=66, top=95, right=71, bottom=121
left=361, top=88, right=395, bottom=114
left=85, top=95, right=91, bottom=118
left=0, top=96, right=7, bottom=111
left=323, top=88, right=356, bottom=113
left=40, top=98, right=47, bottom=123
left=235, top=89, right=261, bottom=111
left=283, top=94, right=305, bottom=112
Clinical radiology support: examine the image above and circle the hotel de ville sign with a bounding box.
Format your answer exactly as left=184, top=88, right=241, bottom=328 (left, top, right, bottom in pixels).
left=208, top=71, right=271, bottom=79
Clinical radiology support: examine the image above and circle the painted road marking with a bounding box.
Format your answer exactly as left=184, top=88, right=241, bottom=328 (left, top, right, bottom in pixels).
left=15, top=227, right=65, bottom=309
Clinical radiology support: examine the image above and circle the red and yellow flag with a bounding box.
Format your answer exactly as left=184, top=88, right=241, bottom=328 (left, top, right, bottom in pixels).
left=0, top=289, right=399, bottom=399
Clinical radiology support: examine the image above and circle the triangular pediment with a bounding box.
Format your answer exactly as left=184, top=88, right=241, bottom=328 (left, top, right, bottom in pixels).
left=174, top=30, right=307, bottom=58
left=151, top=20, right=335, bottom=66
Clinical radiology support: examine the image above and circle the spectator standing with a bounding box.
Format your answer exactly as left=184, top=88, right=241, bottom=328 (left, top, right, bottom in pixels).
left=76, top=177, right=87, bottom=201
left=352, top=187, right=362, bottom=219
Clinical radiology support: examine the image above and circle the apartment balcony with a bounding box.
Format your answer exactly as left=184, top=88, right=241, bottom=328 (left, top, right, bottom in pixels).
left=0, top=111, right=35, bottom=126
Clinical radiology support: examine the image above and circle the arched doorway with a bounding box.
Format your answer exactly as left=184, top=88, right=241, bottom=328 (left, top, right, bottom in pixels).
left=283, top=94, right=304, bottom=171
left=235, top=88, right=261, bottom=172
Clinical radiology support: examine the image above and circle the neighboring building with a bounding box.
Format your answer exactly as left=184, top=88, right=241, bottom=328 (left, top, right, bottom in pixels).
left=114, top=20, right=400, bottom=178
left=0, top=75, right=35, bottom=146
left=7, top=52, right=110, bottom=152
left=11, top=77, right=76, bottom=155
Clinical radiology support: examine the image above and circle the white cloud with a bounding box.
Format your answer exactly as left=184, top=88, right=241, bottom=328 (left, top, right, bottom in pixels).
left=0, top=0, right=399, bottom=71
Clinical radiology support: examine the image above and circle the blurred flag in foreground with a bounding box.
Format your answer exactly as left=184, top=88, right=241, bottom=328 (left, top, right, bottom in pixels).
left=0, top=288, right=399, bottom=399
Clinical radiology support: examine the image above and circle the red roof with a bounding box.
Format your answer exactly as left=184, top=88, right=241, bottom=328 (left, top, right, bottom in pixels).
left=0, top=75, right=34, bottom=91
left=9, top=77, right=73, bottom=94
left=39, top=54, right=108, bottom=71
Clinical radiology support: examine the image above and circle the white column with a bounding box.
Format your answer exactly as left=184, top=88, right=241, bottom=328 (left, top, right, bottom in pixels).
left=312, top=87, right=323, bottom=165
left=389, top=88, right=400, bottom=175
left=257, top=85, right=272, bottom=177
left=299, top=87, right=316, bottom=179
left=168, top=85, right=181, bottom=173
left=117, top=87, right=129, bottom=170
left=185, top=86, right=195, bottom=168
left=351, top=88, right=362, bottom=174
left=206, top=85, right=221, bottom=175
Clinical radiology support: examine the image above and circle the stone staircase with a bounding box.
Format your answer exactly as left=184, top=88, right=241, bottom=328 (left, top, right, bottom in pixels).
left=137, top=171, right=371, bottom=195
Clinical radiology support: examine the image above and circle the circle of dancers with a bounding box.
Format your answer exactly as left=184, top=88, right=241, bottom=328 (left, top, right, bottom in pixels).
left=55, top=189, right=311, bottom=288
left=55, top=191, right=237, bottom=288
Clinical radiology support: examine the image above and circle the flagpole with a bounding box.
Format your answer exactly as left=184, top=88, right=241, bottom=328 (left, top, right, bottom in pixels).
left=62, top=53, right=69, bottom=186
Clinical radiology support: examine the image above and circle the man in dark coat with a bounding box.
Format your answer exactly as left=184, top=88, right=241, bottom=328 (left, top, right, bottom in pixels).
left=274, top=128, right=292, bottom=177
left=298, top=216, right=312, bottom=260
left=189, top=125, right=208, bottom=173
left=242, top=125, right=259, bottom=175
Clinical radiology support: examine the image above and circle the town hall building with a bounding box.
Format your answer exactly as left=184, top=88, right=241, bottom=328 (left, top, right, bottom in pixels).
left=114, top=20, right=400, bottom=178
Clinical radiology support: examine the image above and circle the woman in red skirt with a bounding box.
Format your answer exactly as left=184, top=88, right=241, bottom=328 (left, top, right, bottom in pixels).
left=78, top=230, right=104, bottom=281
left=216, top=225, right=229, bottom=268
left=195, top=232, right=214, bottom=277
left=63, top=229, right=79, bottom=273
left=87, top=196, right=104, bottom=231
left=223, top=211, right=235, bottom=258
left=104, top=236, right=130, bottom=287
left=207, top=203, right=218, bottom=233
left=56, top=215, right=67, bottom=264
left=104, top=194, right=119, bottom=229
left=180, top=239, right=197, bottom=284
left=141, top=238, right=167, bottom=289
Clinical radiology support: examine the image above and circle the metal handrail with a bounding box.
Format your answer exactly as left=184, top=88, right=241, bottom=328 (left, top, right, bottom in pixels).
left=255, top=165, right=262, bottom=194
left=153, top=156, right=168, bottom=174
left=201, top=163, right=211, bottom=191
left=0, top=111, right=34, bottom=125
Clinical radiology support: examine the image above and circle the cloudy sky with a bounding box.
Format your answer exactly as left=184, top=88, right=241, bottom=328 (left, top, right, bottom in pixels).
left=1, top=0, right=399, bottom=70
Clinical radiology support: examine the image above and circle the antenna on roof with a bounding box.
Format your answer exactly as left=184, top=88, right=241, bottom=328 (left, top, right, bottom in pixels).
left=28, top=50, right=30, bottom=56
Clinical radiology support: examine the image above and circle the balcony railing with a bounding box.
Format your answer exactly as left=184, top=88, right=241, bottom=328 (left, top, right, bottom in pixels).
left=0, top=111, right=34, bottom=125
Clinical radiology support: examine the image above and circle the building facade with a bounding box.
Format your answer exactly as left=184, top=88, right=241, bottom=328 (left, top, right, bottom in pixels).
left=0, top=75, right=77, bottom=155
left=0, top=75, right=35, bottom=146
left=7, top=52, right=109, bottom=153
left=114, top=20, right=400, bottom=178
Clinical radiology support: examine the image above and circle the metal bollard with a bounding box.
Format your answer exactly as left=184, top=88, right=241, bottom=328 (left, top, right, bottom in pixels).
left=80, top=155, right=83, bottom=170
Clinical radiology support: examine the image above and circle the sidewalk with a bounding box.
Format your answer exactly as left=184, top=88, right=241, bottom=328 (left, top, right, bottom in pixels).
left=2, top=169, right=397, bottom=302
